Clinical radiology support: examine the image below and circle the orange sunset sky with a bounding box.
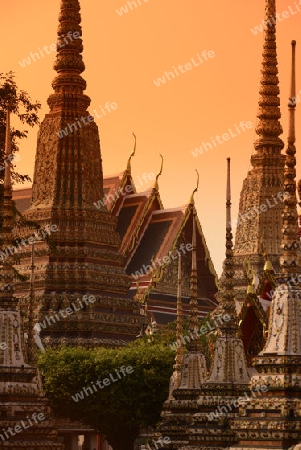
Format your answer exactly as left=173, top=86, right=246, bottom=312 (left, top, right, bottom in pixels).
left=1, top=0, right=301, bottom=275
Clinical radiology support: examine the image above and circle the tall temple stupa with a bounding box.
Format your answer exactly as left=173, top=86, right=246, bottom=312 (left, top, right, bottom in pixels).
left=15, top=0, right=144, bottom=347
left=231, top=0, right=286, bottom=302
left=231, top=38, right=301, bottom=450
left=11, top=0, right=218, bottom=347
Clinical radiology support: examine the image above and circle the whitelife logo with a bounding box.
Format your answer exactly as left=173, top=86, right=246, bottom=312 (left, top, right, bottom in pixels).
left=18, top=31, right=81, bottom=68
left=132, top=243, right=193, bottom=280
left=93, top=172, right=155, bottom=209
left=0, top=224, right=58, bottom=263
left=116, top=0, right=150, bottom=16
left=56, top=102, right=118, bottom=138
left=72, top=365, right=134, bottom=402
left=37, top=295, right=96, bottom=330
left=206, top=384, right=268, bottom=420
left=231, top=191, right=288, bottom=230
left=0, top=412, right=45, bottom=442
left=191, top=121, right=253, bottom=157
left=250, top=1, right=301, bottom=35
left=153, top=51, right=215, bottom=87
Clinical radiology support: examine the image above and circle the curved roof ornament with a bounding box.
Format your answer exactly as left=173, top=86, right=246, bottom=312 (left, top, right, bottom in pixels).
left=189, top=169, right=199, bottom=204
left=126, top=132, right=137, bottom=173
left=153, top=153, right=164, bottom=190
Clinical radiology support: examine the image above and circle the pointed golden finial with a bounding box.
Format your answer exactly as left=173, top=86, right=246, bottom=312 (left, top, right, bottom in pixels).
left=213, top=158, right=240, bottom=332
left=187, top=207, right=199, bottom=351
left=219, top=158, right=235, bottom=298
left=226, top=157, right=231, bottom=230
left=254, top=0, right=284, bottom=150
left=153, top=153, right=164, bottom=190
left=174, top=252, right=184, bottom=366
left=126, top=132, right=137, bottom=173
left=189, top=169, right=199, bottom=204
left=280, top=40, right=299, bottom=277
left=52, top=0, right=87, bottom=97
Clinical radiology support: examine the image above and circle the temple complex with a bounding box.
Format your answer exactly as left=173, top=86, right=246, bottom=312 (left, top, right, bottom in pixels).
left=1, top=0, right=301, bottom=448
left=1, top=0, right=218, bottom=447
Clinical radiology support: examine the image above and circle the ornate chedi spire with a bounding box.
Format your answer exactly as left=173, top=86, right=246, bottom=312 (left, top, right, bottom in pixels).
left=0, top=105, right=63, bottom=450
left=177, top=176, right=207, bottom=391
left=205, top=158, right=249, bottom=386
left=263, top=41, right=301, bottom=356
left=261, top=39, right=301, bottom=355
left=231, top=40, right=301, bottom=450
left=186, top=208, right=199, bottom=350
left=279, top=40, right=298, bottom=277
left=31, top=0, right=104, bottom=210
left=231, top=0, right=286, bottom=303
left=16, top=0, right=143, bottom=347
left=173, top=253, right=184, bottom=387
left=175, top=253, right=184, bottom=366
left=157, top=178, right=207, bottom=448
left=164, top=253, right=184, bottom=403
left=254, top=0, right=283, bottom=150
left=181, top=159, right=250, bottom=450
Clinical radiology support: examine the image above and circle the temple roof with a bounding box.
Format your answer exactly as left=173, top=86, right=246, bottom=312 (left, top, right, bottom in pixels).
left=103, top=170, right=136, bottom=214
left=12, top=174, right=217, bottom=298
left=126, top=206, right=187, bottom=279
left=12, top=168, right=218, bottom=321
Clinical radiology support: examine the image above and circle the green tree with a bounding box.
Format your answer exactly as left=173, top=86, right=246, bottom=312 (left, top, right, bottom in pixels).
left=38, top=341, right=174, bottom=450
left=0, top=71, right=43, bottom=252
left=0, top=71, right=41, bottom=185
left=38, top=316, right=217, bottom=450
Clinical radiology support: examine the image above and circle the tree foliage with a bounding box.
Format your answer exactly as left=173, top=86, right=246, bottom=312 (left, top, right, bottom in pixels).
left=38, top=340, right=174, bottom=450
left=38, top=315, right=217, bottom=450
left=0, top=71, right=41, bottom=185
left=0, top=72, right=44, bottom=249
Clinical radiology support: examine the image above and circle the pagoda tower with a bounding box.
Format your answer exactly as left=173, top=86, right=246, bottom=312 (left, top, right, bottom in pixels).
left=231, top=40, right=301, bottom=450
left=0, top=105, right=63, bottom=450
left=156, top=196, right=208, bottom=448
left=16, top=0, right=143, bottom=346
left=232, top=0, right=286, bottom=301
left=184, top=158, right=250, bottom=449
left=168, top=159, right=250, bottom=450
